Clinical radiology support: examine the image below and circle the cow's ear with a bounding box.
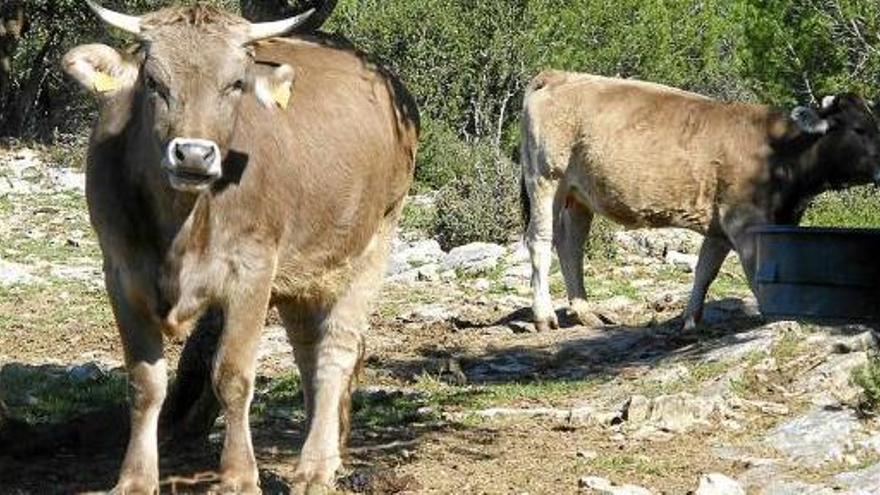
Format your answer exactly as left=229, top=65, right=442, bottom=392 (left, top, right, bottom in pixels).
left=791, top=106, right=830, bottom=135
left=62, top=44, right=138, bottom=97
left=253, top=64, right=295, bottom=110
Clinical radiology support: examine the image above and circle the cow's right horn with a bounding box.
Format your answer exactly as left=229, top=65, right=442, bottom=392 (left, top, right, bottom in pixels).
left=247, top=9, right=315, bottom=42
left=85, top=0, right=141, bottom=35
left=791, top=106, right=830, bottom=135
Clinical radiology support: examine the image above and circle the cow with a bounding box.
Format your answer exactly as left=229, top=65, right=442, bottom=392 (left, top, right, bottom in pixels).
left=521, top=71, right=880, bottom=332
left=62, top=1, right=418, bottom=493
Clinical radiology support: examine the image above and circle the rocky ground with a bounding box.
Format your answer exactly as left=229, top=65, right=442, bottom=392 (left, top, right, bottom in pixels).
left=2, top=146, right=880, bottom=494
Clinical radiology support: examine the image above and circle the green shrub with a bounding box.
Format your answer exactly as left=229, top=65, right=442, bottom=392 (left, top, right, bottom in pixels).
left=432, top=140, right=520, bottom=250
left=802, top=187, right=880, bottom=228
left=853, top=355, right=880, bottom=411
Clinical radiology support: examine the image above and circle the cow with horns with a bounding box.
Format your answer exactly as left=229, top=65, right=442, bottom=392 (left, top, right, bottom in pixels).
left=63, top=1, right=419, bottom=492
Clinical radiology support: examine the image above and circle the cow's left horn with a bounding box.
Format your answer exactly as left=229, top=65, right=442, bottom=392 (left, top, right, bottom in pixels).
left=85, top=0, right=141, bottom=35
left=247, top=9, right=315, bottom=42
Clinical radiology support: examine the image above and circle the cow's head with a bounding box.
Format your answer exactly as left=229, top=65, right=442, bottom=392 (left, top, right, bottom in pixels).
left=790, top=93, right=880, bottom=188
left=63, top=1, right=313, bottom=193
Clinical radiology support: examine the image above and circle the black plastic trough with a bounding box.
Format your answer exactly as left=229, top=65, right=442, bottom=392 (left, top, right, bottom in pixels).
left=754, top=225, right=880, bottom=322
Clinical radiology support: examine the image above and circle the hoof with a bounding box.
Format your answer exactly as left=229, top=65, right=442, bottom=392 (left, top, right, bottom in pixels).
left=681, top=309, right=703, bottom=332
left=109, top=478, right=159, bottom=495
left=534, top=314, right=559, bottom=332
left=292, top=455, right=340, bottom=495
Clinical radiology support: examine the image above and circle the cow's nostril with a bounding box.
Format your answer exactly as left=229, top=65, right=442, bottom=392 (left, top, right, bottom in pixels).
left=174, top=145, right=186, bottom=163
left=204, top=146, right=216, bottom=163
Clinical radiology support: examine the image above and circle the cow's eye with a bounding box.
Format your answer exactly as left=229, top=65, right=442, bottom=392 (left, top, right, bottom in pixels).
left=145, top=75, right=167, bottom=99
left=854, top=126, right=868, bottom=136
left=230, top=79, right=245, bottom=92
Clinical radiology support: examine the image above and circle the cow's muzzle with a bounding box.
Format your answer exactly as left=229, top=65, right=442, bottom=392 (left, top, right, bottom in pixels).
left=162, top=138, right=222, bottom=192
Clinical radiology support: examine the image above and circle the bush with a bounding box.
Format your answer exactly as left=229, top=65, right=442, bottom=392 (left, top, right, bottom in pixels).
left=432, top=140, right=520, bottom=250
left=853, top=355, right=880, bottom=411
left=802, top=186, right=880, bottom=228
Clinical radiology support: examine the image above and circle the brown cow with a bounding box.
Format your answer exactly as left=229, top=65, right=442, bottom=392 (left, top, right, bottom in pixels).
left=62, top=2, right=418, bottom=493
left=521, top=71, right=880, bottom=332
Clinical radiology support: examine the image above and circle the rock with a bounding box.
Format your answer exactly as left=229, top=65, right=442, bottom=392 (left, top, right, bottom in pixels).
left=759, top=480, right=832, bottom=495
left=386, top=239, right=446, bottom=281
left=471, top=278, right=491, bottom=292
left=441, top=242, right=506, bottom=275
left=508, top=320, right=536, bottom=334
left=578, top=475, right=653, bottom=495
left=701, top=325, right=780, bottom=363
left=834, top=461, right=880, bottom=494
left=696, top=473, right=745, bottom=495
left=647, top=393, right=720, bottom=433
left=622, top=395, right=651, bottom=423
left=0, top=258, right=39, bottom=286
left=402, top=304, right=453, bottom=323
left=797, top=352, right=868, bottom=406
left=764, top=407, right=862, bottom=467
left=614, top=228, right=702, bottom=258
left=830, top=330, right=878, bottom=354
left=47, top=168, right=86, bottom=193
left=665, top=250, right=698, bottom=272
left=67, top=362, right=106, bottom=383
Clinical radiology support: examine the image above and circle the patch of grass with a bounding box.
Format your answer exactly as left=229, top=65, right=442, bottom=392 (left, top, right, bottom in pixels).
left=2, top=365, right=127, bottom=424
left=412, top=373, right=604, bottom=410
left=400, top=199, right=437, bottom=235
left=586, top=453, right=664, bottom=477
left=802, top=186, right=880, bottom=228
left=770, top=330, right=801, bottom=365
left=852, top=354, right=880, bottom=411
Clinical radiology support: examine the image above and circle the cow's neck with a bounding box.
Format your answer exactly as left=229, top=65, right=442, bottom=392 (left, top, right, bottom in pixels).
left=769, top=136, right=832, bottom=224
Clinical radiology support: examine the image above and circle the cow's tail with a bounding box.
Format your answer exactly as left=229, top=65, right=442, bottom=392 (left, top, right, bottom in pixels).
left=519, top=72, right=557, bottom=234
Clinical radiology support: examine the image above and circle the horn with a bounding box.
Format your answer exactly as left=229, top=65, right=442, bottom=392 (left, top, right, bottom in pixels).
left=85, top=0, right=140, bottom=35
left=247, top=9, right=315, bottom=42
left=821, top=95, right=837, bottom=109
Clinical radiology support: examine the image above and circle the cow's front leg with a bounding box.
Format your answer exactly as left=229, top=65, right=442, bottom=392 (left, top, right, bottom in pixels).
left=682, top=235, right=732, bottom=330
left=212, top=273, right=274, bottom=494
left=106, top=270, right=167, bottom=495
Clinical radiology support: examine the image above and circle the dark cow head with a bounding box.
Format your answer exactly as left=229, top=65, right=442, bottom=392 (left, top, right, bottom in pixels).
left=790, top=93, right=880, bottom=188
left=63, top=1, right=314, bottom=193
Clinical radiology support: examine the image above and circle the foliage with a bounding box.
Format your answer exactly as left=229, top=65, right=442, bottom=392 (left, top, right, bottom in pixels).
left=802, top=186, right=880, bottom=228
left=432, top=140, right=521, bottom=250
left=852, top=355, right=880, bottom=411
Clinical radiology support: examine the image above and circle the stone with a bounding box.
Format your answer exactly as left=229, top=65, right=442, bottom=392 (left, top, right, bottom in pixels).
left=578, top=475, right=653, bottom=495
left=759, top=481, right=833, bottom=495
left=386, top=239, right=446, bottom=281
left=402, top=304, right=453, bottom=323
left=257, top=325, right=294, bottom=372
left=576, top=449, right=599, bottom=460
left=696, top=473, right=745, bottom=495
left=67, top=362, right=106, bottom=383
left=622, top=395, right=651, bottom=423
left=471, top=278, right=491, bottom=292
left=834, top=461, right=880, bottom=494
left=0, top=258, right=39, bottom=286
left=765, top=407, right=862, bottom=467
left=441, top=242, right=506, bottom=275
left=665, top=250, right=698, bottom=272
left=648, top=393, right=720, bottom=433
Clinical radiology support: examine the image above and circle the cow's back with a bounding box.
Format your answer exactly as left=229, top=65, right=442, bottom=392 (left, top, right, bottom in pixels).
left=217, top=36, right=419, bottom=301
left=523, top=71, right=771, bottom=231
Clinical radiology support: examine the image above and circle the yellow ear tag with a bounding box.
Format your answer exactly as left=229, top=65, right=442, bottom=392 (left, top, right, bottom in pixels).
left=93, top=71, right=120, bottom=93
left=272, top=81, right=292, bottom=109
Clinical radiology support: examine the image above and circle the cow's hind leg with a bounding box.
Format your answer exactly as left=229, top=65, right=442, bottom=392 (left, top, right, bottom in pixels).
left=284, top=206, right=398, bottom=492
left=682, top=235, right=732, bottom=330
left=213, top=266, right=275, bottom=493
left=556, top=194, right=601, bottom=327
left=526, top=176, right=560, bottom=332
left=106, top=270, right=167, bottom=495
